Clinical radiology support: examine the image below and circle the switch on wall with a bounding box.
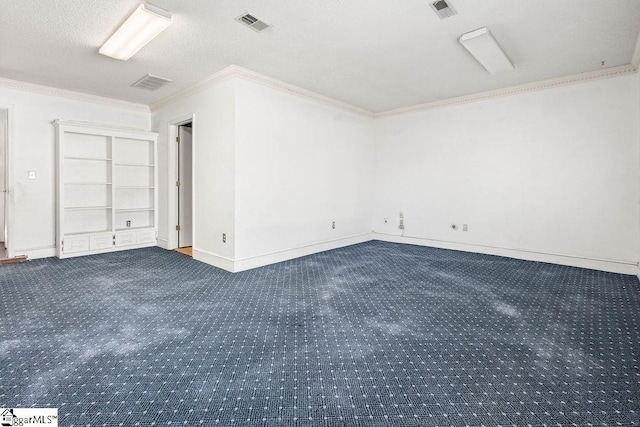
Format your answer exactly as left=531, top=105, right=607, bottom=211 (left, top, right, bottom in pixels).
left=28, top=171, right=36, bottom=180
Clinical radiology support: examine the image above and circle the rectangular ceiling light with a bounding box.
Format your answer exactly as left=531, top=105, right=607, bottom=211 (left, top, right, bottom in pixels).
left=99, top=3, right=173, bottom=61
left=459, top=27, right=514, bottom=74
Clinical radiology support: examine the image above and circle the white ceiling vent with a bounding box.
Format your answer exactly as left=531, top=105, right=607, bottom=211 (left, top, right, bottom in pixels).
left=430, top=0, right=457, bottom=19
left=131, top=74, right=172, bottom=91
left=236, top=13, right=270, bottom=32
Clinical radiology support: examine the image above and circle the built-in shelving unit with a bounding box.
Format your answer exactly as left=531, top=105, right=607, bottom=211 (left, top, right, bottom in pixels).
left=54, top=120, right=158, bottom=258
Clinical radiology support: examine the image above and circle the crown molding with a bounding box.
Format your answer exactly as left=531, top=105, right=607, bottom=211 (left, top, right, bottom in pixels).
left=150, top=65, right=374, bottom=118
left=0, top=77, right=150, bottom=113
left=229, top=66, right=374, bottom=118
left=4, top=42, right=639, bottom=120
left=152, top=63, right=638, bottom=120
left=149, top=66, right=237, bottom=112
left=2, top=61, right=635, bottom=121
left=375, top=64, right=637, bottom=119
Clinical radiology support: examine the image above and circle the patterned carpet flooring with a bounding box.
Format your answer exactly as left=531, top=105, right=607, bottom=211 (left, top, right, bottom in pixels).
left=1, top=241, right=639, bottom=426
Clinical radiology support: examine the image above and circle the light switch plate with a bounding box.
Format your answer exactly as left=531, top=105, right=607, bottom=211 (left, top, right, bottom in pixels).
left=28, top=171, right=36, bottom=180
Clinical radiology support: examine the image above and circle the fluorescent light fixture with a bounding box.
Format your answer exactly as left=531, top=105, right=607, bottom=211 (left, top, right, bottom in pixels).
left=459, top=27, right=513, bottom=74
left=99, top=3, right=173, bottom=61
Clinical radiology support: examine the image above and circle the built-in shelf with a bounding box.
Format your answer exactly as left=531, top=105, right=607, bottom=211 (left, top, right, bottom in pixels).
left=65, top=230, right=111, bottom=237
left=55, top=119, right=158, bottom=259
left=64, top=156, right=112, bottom=161
left=115, top=226, right=153, bottom=232
left=65, top=182, right=112, bottom=185
left=114, top=163, right=155, bottom=167
left=115, top=208, right=154, bottom=212
left=65, top=206, right=112, bottom=211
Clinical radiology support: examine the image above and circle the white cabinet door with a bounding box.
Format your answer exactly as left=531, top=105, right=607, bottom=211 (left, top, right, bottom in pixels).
left=136, top=229, right=156, bottom=244
left=115, top=231, right=136, bottom=247
left=64, top=236, right=90, bottom=254
left=90, top=233, right=113, bottom=250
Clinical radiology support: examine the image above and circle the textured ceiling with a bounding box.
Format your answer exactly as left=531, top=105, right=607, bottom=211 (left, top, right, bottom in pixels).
left=1, top=0, right=639, bottom=112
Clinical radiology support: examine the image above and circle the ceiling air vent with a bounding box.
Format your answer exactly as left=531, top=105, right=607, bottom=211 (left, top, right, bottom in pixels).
left=131, top=74, right=173, bottom=91
left=236, top=13, right=270, bottom=32
left=430, top=0, right=457, bottom=19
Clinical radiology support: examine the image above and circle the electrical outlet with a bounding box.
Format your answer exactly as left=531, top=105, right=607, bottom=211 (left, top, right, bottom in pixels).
left=398, top=212, right=404, bottom=230
left=463, top=224, right=468, bottom=232
left=222, top=233, right=226, bottom=243
left=332, top=221, right=335, bottom=229
left=126, top=220, right=131, bottom=228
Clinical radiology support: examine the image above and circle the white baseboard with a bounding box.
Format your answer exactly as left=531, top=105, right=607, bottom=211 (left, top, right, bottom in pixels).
left=182, top=232, right=640, bottom=278
left=192, top=248, right=235, bottom=272
left=156, top=238, right=170, bottom=250
left=192, top=234, right=374, bottom=273
left=14, top=246, right=56, bottom=260
left=231, top=233, right=374, bottom=272
left=374, top=233, right=639, bottom=276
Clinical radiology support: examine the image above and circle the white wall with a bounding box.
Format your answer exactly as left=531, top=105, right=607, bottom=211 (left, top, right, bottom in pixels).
left=0, top=86, right=149, bottom=259
left=0, top=109, right=6, bottom=244
left=4, top=70, right=639, bottom=274
left=2, top=66, right=636, bottom=274
left=0, top=109, right=9, bottom=247
left=152, top=71, right=639, bottom=273
left=233, top=79, right=373, bottom=269
left=151, top=80, right=237, bottom=265
left=151, top=77, right=373, bottom=271
left=374, top=74, right=640, bottom=270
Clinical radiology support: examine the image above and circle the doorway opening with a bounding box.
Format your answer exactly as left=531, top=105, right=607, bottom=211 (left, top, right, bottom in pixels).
left=176, top=122, right=193, bottom=256
left=166, top=114, right=195, bottom=256
left=0, top=106, right=26, bottom=265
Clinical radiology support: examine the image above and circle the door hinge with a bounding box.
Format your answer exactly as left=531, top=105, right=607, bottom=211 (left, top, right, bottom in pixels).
left=176, top=136, right=180, bottom=143
left=176, top=225, right=181, bottom=231
left=176, top=180, right=180, bottom=187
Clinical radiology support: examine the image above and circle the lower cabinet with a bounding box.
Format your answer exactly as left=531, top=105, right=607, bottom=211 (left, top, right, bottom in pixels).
left=115, top=229, right=157, bottom=247
left=60, top=228, right=156, bottom=258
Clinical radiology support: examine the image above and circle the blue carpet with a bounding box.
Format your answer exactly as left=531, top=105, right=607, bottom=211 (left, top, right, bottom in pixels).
left=1, top=241, right=639, bottom=426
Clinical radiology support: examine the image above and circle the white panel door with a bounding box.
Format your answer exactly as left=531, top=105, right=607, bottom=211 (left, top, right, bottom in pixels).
left=178, top=125, right=193, bottom=247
